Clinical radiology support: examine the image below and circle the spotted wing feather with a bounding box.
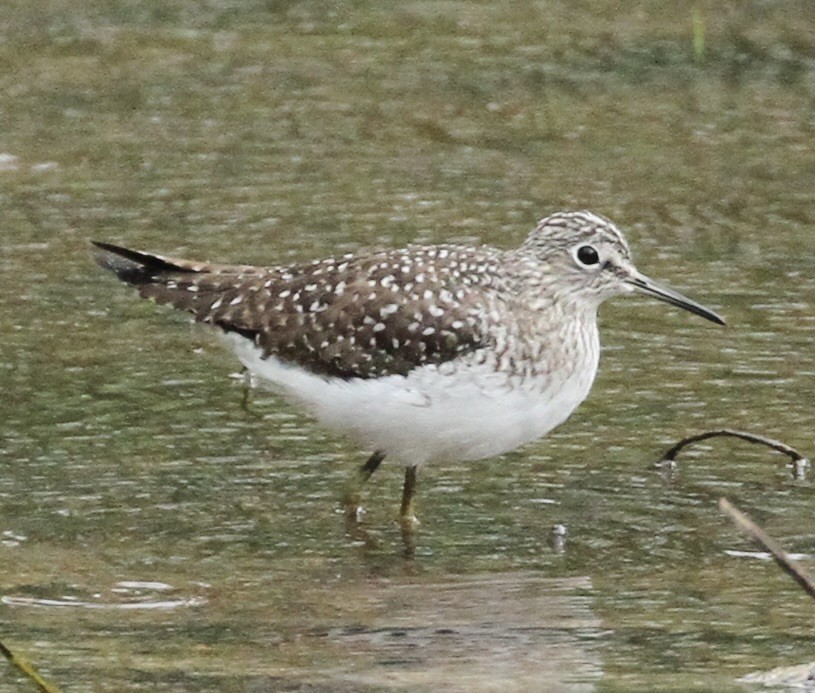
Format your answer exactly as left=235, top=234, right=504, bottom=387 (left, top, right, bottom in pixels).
left=94, top=242, right=503, bottom=379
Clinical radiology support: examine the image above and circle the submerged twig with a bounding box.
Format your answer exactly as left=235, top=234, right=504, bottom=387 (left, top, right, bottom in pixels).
left=658, top=429, right=808, bottom=475
left=0, top=640, right=60, bottom=692
left=719, top=497, right=815, bottom=602
left=691, top=6, right=706, bottom=63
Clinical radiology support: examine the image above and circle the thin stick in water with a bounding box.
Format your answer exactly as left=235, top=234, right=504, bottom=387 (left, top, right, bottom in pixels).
left=0, top=639, right=60, bottom=693
left=719, top=497, right=815, bottom=602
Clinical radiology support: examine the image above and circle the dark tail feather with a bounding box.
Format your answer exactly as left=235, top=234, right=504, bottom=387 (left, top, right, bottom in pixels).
left=92, top=241, right=201, bottom=286
left=92, top=241, right=269, bottom=333
left=92, top=241, right=193, bottom=285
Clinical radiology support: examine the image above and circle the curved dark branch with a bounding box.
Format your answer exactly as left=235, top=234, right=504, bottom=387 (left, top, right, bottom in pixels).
left=659, top=429, right=808, bottom=466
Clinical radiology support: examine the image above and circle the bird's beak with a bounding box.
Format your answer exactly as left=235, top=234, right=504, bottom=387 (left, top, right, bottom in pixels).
left=626, top=272, right=725, bottom=325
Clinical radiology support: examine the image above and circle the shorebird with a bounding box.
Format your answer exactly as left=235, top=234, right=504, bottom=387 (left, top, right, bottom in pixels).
left=94, top=211, right=724, bottom=527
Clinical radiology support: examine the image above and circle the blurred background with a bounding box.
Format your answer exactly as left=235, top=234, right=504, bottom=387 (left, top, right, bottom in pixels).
left=1, top=1, right=815, bottom=690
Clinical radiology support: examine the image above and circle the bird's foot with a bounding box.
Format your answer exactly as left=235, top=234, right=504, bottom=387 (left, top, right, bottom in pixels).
left=341, top=483, right=366, bottom=523
left=399, top=514, right=419, bottom=557
left=399, top=513, right=420, bottom=532
left=344, top=502, right=366, bottom=524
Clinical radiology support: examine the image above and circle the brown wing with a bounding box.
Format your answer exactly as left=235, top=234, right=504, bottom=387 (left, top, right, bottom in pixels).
left=93, top=242, right=502, bottom=379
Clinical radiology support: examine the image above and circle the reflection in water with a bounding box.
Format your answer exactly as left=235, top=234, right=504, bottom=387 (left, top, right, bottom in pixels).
left=3, top=595, right=207, bottom=610
left=725, top=549, right=811, bottom=562
left=740, top=662, right=815, bottom=689
left=320, top=573, right=601, bottom=691
left=2, top=581, right=208, bottom=610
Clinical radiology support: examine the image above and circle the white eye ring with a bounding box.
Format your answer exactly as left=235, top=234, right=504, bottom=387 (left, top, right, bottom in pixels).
left=573, top=244, right=600, bottom=267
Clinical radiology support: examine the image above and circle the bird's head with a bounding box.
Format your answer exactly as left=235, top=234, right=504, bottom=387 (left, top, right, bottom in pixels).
left=521, top=210, right=725, bottom=325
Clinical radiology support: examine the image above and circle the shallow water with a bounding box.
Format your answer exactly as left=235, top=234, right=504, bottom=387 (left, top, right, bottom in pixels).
left=2, top=2, right=815, bottom=691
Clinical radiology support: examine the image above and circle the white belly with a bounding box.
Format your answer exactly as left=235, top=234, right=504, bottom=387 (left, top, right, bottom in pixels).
left=224, top=333, right=599, bottom=467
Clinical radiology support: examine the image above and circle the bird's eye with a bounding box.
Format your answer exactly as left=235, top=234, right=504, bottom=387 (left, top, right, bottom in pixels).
left=575, top=245, right=600, bottom=266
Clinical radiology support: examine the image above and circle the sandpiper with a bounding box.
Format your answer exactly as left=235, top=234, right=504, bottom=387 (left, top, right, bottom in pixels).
left=94, top=211, right=724, bottom=526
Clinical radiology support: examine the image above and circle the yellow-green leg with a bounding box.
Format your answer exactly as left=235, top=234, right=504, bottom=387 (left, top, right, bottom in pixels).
left=400, top=466, right=420, bottom=530
left=342, top=450, right=385, bottom=520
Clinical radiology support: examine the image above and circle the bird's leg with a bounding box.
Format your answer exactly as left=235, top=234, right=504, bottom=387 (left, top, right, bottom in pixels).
left=342, top=450, right=385, bottom=521
left=399, top=466, right=419, bottom=530
left=359, top=450, right=386, bottom=480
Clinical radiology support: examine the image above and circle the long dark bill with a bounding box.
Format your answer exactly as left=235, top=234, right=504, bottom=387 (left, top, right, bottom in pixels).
left=627, top=273, right=725, bottom=326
